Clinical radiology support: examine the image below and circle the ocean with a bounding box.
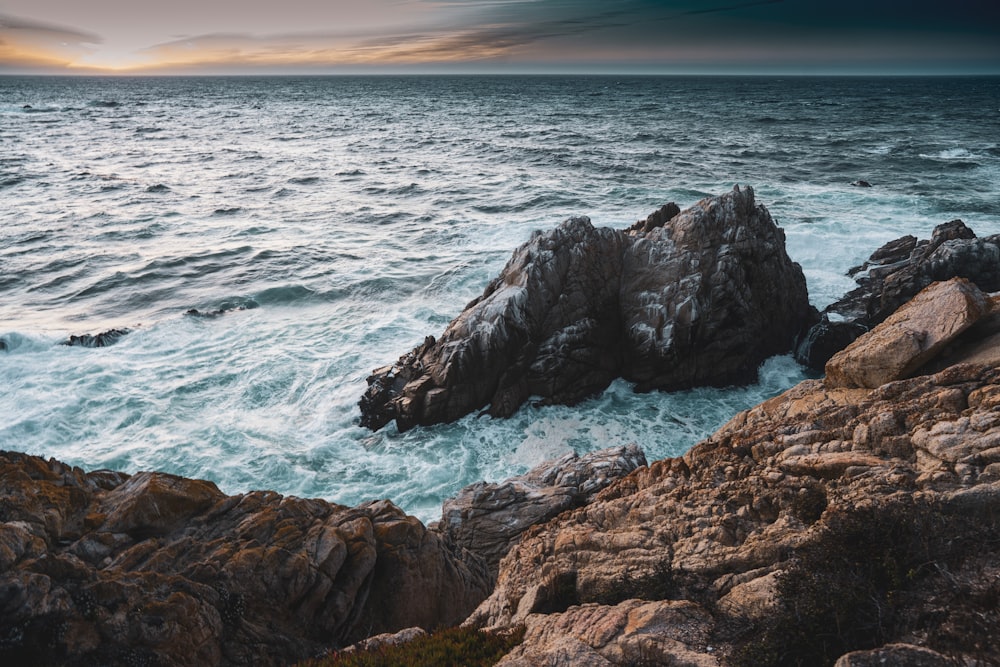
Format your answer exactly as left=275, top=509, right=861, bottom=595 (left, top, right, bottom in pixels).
left=2, top=75, right=998, bottom=521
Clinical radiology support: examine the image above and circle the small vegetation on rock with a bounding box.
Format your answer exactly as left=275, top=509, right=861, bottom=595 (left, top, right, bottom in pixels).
left=297, top=625, right=525, bottom=667
left=732, top=496, right=1000, bottom=667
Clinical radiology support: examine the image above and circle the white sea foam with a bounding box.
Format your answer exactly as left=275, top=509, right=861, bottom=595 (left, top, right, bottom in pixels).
left=1, top=75, right=998, bottom=522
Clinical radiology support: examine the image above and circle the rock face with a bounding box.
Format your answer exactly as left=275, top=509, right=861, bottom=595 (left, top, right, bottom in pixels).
left=435, top=445, right=647, bottom=580
left=796, top=219, right=1000, bottom=369
left=361, top=186, right=811, bottom=431
left=0, top=454, right=490, bottom=666
left=469, top=299, right=1000, bottom=665
left=824, top=277, right=992, bottom=389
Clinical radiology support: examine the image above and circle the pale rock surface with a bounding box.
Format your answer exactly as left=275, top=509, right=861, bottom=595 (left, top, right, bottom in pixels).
left=495, top=599, right=719, bottom=667
left=796, top=219, right=1000, bottom=369
left=824, top=277, right=991, bottom=389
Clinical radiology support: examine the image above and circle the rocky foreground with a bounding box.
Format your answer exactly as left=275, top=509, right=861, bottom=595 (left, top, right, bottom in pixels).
left=4, top=190, right=1000, bottom=666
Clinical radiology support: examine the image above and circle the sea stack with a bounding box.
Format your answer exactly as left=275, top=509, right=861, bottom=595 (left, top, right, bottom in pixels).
left=360, top=185, right=812, bottom=431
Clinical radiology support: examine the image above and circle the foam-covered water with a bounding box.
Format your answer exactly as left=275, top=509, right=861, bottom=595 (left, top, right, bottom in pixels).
left=2, top=75, right=999, bottom=520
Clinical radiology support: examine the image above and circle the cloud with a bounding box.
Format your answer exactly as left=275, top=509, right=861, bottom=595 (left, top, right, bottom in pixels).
left=0, top=13, right=103, bottom=71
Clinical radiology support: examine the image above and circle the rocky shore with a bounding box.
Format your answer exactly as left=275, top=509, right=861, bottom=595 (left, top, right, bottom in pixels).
left=3, top=189, right=999, bottom=666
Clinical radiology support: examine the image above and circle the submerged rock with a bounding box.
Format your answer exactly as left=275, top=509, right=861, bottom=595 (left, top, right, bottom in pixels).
left=63, top=328, right=132, bottom=348
left=796, top=219, right=1000, bottom=369
left=0, top=453, right=490, bottom=666
left=361, top=186, right=811, bottom=431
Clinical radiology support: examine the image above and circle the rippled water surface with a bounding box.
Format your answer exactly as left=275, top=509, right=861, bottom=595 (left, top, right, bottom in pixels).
left=2, top=75, right=999, bottom=520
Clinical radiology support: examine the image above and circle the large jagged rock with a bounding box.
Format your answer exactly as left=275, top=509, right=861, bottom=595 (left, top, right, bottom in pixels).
left=435, top=445, right=647, bottom=580
left=469, top=300, right=1000, bottom=664
left=796, top=219, right=1000, bottom=370
left=0, top=454, right=490, bottom=666
left=361, top=186, right=811, bottom=431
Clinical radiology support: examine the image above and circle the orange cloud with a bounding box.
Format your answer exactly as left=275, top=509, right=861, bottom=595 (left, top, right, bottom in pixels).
left=0, top=14, right=103, bottom=71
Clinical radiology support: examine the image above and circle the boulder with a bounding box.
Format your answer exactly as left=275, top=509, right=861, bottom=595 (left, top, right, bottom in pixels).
left=796, top=219, right=1000, bottom=369
left=361, top=186, right=811, bottom=431
left=0, top=452, right=490, bottom=666
left=834, top=643, right=954, bottom=667
left=436, top=445, right=646, bottom=579
left=824, top=277, right=992, bottom=389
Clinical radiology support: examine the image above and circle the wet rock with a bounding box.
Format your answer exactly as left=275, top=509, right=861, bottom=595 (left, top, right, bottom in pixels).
left=834, top=643, right=954, bottom=667
left=825, top=277, right=992, bottom=389
left=362, top=186, right=811, bottom=431
left=850, top=180, right=872, bottom=187
left=63, top=328, right=132, bottom=348
left=796, top=219, right=1000, bottom=369
left=436, top=445, right=646, bottom=579
left=0, top=452, right=490, bottom=666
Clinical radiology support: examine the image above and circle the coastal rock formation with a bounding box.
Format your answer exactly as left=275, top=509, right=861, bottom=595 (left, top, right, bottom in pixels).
left=361, top=186, right=811, bottom=431
left=435, top=444, right=646, bottom=579
left=796, top=219, right=1000, bottom=369
left=62, top=328, right=132, bottom=348
left=0, top=455, right=490, bottom=666
left=469, top=283, right=1000, bottom=665
left=824, top=277, right=993, bottom=389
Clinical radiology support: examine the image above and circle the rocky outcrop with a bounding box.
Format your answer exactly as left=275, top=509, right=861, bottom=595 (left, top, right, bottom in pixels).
left=796, top=219, right=1000, bottom=369
left=469, top=291, right=1000, bottom=665
left=62, top=328, right=132, bottom=348
left=361, top=186, right=811, bottom=431
left=824, top=277, right=993, bottom=389
left=435, top=445, right=646, bottom=579
left=0, top=454, right=490, bottom=666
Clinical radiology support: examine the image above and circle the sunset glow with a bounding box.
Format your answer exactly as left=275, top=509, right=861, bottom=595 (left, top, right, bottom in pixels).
left=1, top=1, right=998, bottom=74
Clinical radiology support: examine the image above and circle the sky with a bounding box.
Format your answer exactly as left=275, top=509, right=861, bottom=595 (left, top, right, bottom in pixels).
left=1, top=0, right=999, bottom=75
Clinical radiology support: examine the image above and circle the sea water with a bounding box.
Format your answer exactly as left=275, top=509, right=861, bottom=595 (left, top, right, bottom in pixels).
left=2, top=75, right=998, bottom=521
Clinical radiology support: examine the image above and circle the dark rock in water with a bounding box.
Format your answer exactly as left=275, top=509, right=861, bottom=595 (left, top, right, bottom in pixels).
left=851, top=179, right=873, bottom=187
left=0, top=451, right=490, bottom=666
left=625, top=201, right=681, bottom=234
left=361, top=186, right=812, bottom=431
left=63, top=328, right=132, bottom=348
left=796, top=219, right=1000, bottom=370
left=185, top=300, right=259, bottom=318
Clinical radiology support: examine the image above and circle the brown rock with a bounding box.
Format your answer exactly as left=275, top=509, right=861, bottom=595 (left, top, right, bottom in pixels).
left=495, top=599, right=719, bottom=667
left=469, top=359, right=1000, bottom=665
left=436, top=445, right=647, bottom=579
left=834, top=643, right=954, bottom=667
left=824, top=277, right=991, bottom=389
left=0, top=452, right=490, bottom=666
left=796, top=219, right=1000, bottom=369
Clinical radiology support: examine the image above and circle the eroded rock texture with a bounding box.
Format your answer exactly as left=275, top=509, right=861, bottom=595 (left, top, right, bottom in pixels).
left=796, top=219, right=1000, bottom=369
left=469, top=287, right=1000, bottom=665
left=361, top=186, right=811, bottom=431
left=0, top=457, right=490, bottom=666
left=435, top=444, right=646, bottom=581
